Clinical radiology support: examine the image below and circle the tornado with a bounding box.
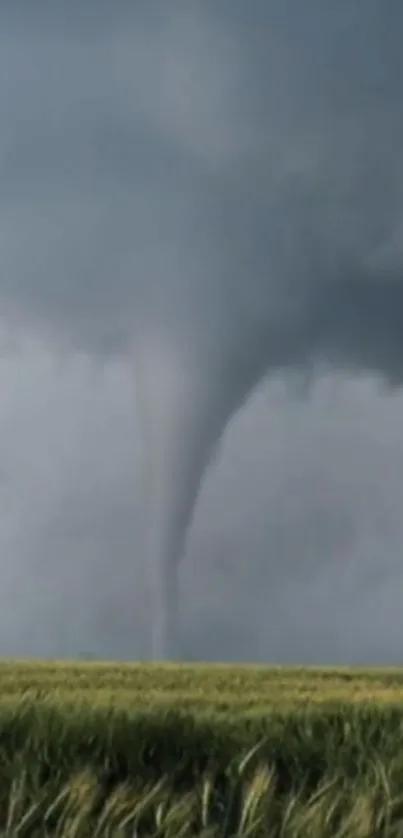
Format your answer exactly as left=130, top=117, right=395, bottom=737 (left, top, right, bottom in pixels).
left=134, top=325, right=269, bottom=659
left=132, top=268, right=317, bottom=659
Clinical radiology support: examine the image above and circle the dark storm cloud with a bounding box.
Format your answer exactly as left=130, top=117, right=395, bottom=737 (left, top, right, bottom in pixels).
left=1, top=0, right=403, bottom=378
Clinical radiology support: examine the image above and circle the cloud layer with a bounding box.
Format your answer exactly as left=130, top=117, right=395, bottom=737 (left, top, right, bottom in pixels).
left=2, top=2, right=403, bottom=372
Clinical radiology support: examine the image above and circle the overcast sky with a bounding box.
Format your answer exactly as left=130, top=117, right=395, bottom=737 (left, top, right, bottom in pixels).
left=1, top=1, right=403, bottom=663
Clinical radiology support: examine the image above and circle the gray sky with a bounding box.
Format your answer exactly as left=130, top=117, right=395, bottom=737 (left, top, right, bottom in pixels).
left=1, top=1, right=403, bottom=663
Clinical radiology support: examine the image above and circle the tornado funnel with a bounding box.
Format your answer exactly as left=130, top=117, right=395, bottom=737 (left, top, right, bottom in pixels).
left=134, top=319, right=270, bottom=660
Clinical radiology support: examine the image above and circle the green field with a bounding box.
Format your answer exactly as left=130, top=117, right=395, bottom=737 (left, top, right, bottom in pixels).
left=3, top=659, right=403, bottom=711
left=1, top=660, right=403, bottom=835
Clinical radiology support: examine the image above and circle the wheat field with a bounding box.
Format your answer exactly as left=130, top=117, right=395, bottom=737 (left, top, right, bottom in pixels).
left=0, top=661, right=403, bottom=835
left=1, top=659, right=403, bottom=712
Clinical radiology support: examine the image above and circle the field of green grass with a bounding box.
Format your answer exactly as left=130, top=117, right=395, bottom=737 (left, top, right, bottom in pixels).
left=1, top=660, right=403, bottom=835
left=3, top=659, right=403, bottom=712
